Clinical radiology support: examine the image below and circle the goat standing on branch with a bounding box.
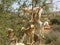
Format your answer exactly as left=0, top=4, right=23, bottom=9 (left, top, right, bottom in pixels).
left=21, top=24, right=35, bottom=36
left=23, top=7, right=43, bottom=23
left=21, top=24, right=35, bottom=44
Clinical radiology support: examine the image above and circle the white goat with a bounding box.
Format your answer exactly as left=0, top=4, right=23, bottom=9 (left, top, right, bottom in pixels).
left=44, top=21, right=49, bottom=26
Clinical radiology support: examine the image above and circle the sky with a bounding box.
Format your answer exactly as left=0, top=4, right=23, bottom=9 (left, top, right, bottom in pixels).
left=12, top=0, right=60, bottom=11
left=53, top=0, right=60, bottom=11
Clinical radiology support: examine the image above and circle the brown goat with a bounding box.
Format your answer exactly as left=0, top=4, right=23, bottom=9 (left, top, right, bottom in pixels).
left=21, top=24, right=35, bottom=36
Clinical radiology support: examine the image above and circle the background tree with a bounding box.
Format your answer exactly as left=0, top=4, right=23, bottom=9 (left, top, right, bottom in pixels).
left=0, top=0, right=60, bottom=45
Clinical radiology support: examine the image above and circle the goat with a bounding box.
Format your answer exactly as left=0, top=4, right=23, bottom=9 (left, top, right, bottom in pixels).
left=21, top=24, right=35, bottom=36
left=23, top=7, right=43, bottom=22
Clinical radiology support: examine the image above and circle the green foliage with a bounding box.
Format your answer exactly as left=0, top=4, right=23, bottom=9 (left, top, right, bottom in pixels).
left=44, top=37, right=52, bottom=44
left=44, top=31, right=57, bottom=44
left=50, top=19, right=60, bottom=25
left=50, top=15, right=60, bottom=25
left=0, top=11, right=31, bottom=45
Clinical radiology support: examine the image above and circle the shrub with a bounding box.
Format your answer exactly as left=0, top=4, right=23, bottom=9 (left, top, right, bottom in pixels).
left=50, top=18, right=60, bottom=25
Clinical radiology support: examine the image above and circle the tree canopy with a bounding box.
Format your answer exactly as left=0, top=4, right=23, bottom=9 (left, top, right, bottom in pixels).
left=0, top=0, right=54, bottom=45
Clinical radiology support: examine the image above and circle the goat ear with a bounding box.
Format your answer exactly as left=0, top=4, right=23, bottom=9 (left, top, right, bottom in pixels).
left=21, top=27, right=25, bottom=31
